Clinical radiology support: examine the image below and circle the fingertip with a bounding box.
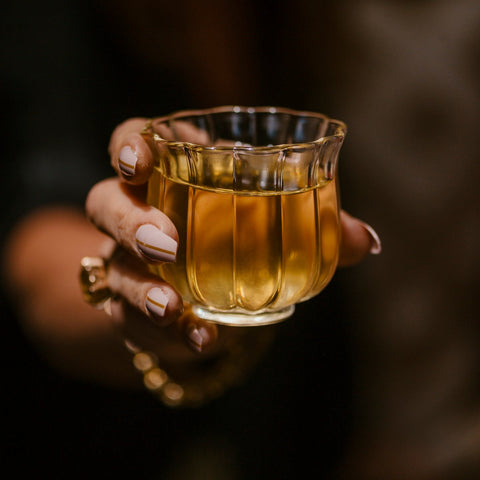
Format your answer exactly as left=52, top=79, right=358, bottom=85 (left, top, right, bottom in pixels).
left=135, top=224, right=178, bottom=264
left=177, top=307, right=218, bottom=353
left=357, top=220, right=382, bottom=255
left=116, top=135, right=153, bottom=185
left=118, top=145, right=137, bottom=178
left=108, top=117, right=153, bottom=186
left=145, top=286, right=183, bottom=327
left=339, top=211, right=382, bottom=267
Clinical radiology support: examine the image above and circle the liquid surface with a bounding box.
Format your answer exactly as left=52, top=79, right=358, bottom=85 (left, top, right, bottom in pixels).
left=147, top=168, right=340, bottom=314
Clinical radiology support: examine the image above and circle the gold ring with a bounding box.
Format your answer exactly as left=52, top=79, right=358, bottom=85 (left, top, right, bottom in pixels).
left=79, top=256, right=112, bottom=312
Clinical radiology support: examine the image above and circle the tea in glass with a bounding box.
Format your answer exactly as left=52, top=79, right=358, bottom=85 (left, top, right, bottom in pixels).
left=143, top=106, right=346, bottom=326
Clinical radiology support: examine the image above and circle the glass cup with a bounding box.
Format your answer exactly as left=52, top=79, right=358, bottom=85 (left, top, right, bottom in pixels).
left=142, top=106, right=346, bottom=326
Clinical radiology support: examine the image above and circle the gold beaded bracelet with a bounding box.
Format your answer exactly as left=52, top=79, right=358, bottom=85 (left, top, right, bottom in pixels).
left=124, top=326, right=274, bottom=408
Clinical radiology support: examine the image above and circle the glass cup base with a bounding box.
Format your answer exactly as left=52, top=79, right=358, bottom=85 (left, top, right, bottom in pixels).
left=192, top=305, right=295, bottom=327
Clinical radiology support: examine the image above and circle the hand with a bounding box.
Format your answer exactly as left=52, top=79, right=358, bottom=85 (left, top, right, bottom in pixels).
left=85, top=117, right=381, bottom=364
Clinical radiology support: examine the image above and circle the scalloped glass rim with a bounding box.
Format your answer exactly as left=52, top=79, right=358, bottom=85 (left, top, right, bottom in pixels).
left=142, top=105, right=347, bottom=152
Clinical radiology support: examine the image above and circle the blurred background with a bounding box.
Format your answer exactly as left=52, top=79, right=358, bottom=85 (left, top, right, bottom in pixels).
left=1, top=0, right=479, bottom=478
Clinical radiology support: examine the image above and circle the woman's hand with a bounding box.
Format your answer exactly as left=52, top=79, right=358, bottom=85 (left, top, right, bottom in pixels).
left=2, top=115, right=381, bottom=397
left=85, top=117, right=382, bottom=365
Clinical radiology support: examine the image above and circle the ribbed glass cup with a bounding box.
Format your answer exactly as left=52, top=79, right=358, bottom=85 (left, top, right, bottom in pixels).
left=142, top=106, right=346, bottom=326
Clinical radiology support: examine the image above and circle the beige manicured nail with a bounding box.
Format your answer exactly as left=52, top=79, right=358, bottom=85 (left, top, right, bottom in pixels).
left=358, top=221, right=382, bottom=254
left=187, top=325, right=211, bottom=353
left=146, top=287, right=169, bottom=318
left=136, top=224, right=177, bottom=262
left=119, top=145, right=137, bottom=176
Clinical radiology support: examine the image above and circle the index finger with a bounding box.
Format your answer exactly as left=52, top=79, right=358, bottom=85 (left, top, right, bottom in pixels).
left=109, top=117, right=153, bottom=185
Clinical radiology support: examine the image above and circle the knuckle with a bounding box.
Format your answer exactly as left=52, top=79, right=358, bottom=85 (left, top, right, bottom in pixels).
left=116, top=204, right=138, bottom=248
left=85, top=178, right=117, bottom=223
left=85, top=182, right=102, bottom=221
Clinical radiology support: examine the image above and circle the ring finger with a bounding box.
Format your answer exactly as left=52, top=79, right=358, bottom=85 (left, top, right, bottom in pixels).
left=107, top=246, right=183, bottom=326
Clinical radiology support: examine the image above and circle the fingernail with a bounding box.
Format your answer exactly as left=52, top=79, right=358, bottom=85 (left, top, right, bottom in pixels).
left=146, top=287, right=169, bottom=318
left=136, top=224, right=177, bottom=262
left=119, top=145, right=137, bottom=177
left=359, top=221, right=382, bottom=254
left=187, top=324, right=211, bottom=353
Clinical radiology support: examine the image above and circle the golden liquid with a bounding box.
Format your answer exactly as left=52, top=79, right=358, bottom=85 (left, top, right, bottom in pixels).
left=147, top=168, right=340, bottom=315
